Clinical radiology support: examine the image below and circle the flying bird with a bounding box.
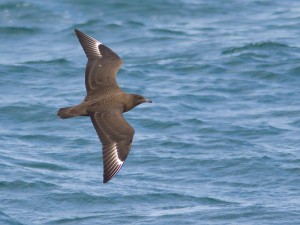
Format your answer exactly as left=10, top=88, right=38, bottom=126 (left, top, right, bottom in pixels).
left=57, top=29, right=151, bottom=183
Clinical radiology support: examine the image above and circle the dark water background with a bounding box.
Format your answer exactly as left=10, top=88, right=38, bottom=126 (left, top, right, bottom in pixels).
left=1, top=0, right=300, bottom=224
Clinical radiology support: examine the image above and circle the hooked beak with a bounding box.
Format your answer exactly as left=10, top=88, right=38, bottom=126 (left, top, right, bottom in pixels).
left=144, top=98, right=152, bottom=103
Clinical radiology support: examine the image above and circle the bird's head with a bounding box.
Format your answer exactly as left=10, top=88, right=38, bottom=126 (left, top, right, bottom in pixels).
left=133, top=94, right=152, bottom=104
left=124, top=94, right=152, bottom=112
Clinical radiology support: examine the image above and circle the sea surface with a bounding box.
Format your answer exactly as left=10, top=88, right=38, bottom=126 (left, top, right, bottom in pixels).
left=1, top=0, right=300, bottom=224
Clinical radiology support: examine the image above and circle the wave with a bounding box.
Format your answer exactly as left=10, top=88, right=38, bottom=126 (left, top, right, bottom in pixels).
left=0, top=180, right=57, bottom=190
left=0, top=26, right=40, bottom=35
left=23, top=58, right=70, bottom=65
left=222, top=41, right=289, bottom=55
left=46, top=214, right=102, bottom=225
left=150, top=28, right=186, bottom=36
left=17, top=160, right=69, bottom=172
left=0, top=211, right=24, bottom=225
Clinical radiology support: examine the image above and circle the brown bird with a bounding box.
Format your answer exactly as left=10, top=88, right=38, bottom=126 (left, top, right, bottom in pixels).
left=57, top=29, right=151, bottom=183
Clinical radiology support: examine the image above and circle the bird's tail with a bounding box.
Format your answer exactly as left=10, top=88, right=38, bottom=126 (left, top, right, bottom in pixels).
left=57, top=105, right=83, bottom=119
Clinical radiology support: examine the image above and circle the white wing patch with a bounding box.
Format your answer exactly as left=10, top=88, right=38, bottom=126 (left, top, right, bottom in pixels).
left=94, top=41, right=102, bottom=58
left=112, top=143, right=123, bottom=165
left=86, top=38, right=102, bottom=58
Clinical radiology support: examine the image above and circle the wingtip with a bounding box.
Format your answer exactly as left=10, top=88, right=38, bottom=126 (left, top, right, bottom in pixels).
left=103, top=176, right=111, bottom=184
left=103, top=164, right=123, bottom=184
left=74, top=28, right=81, bottom=35
left=103, top=179, right=108, bottom=184
left=103, top=174, right=113, bottom=183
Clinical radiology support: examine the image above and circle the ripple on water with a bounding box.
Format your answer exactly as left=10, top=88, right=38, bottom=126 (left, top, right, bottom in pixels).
left=222, top=41, right=290, bottom=55
left=0, top=180, right=58, bottom=191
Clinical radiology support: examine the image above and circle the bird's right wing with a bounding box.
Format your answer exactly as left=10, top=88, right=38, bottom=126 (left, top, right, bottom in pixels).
left=90, top=110, right=135, bottom=183
left=74, top=29, right=123, bottom=101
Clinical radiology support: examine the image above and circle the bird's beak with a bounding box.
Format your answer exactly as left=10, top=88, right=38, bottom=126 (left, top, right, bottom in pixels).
left=144, top=98, right=152, bottom=103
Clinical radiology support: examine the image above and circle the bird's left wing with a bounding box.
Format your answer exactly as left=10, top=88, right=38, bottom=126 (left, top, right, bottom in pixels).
left=74, top=29, right=123, bottom=100
left=90, top=110, right=135, bottom=183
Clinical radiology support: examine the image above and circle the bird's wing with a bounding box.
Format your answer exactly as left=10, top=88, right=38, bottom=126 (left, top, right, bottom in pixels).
left=74, top=29, right=123, bottom=101
left=90, top=110, right=135, bottom=183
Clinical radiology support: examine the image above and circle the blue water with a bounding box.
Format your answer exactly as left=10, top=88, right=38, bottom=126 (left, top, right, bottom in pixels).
left=1, top=0, right=300, bottom=224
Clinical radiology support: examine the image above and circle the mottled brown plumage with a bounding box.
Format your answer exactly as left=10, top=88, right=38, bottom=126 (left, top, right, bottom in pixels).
left=57, top=29, right=151, bottom=183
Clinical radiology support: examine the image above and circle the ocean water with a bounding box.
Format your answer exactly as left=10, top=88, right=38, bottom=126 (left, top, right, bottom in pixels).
left=1, top=0, right=300, bottom=224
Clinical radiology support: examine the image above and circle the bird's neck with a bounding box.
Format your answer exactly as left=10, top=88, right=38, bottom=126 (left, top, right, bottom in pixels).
left=123, top=93, right=137, bottom=113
